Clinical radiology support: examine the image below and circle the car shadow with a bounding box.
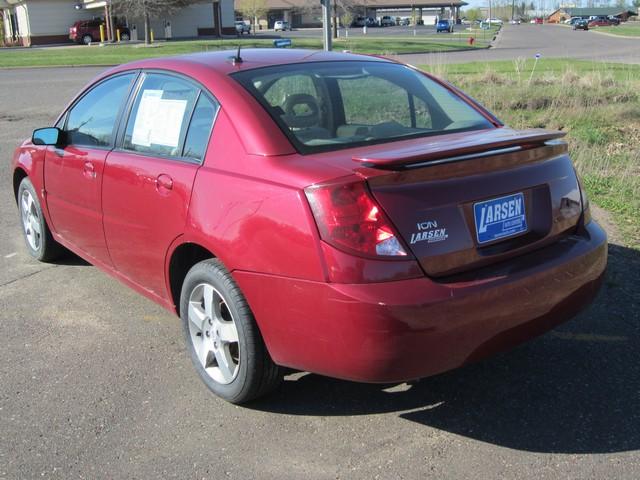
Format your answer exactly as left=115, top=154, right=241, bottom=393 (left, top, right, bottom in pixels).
left=252, top=243, right=640, bottom=454
left=52, top=248, right=91, bottom=266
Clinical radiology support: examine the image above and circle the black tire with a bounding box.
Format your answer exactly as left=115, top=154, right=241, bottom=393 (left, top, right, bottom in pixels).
left=180, top=259, right=283, bottom=403
left=82, top=34, right=93, bottom=45
left=17, top=177, right=63, bottom=262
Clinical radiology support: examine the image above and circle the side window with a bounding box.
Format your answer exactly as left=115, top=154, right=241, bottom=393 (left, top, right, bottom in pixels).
left=182, top=94, right=218, bottom=161
left=123, top=73, right=199, bottom=158
left=65, top=73, right=134, bottom=147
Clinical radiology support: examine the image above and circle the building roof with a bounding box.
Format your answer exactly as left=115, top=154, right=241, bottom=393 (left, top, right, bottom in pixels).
left=267, top=0, right=466, bottom=9
left=555, top=7, right=637, bottom=17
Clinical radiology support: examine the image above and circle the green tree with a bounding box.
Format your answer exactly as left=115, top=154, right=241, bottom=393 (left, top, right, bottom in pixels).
left=112, top=0, right=191, bottom=44
left=237, top=0, right=268, bottom=32
left=466, top=8, right=482, bottom=22
left=341, top=10, right=354, bottom=28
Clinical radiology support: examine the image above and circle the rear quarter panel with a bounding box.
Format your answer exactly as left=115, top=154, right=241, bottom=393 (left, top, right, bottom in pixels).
left=182, top=109, right=351, bottom=282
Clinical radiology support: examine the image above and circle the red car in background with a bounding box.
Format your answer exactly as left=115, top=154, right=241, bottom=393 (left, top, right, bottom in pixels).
left=588, top=17, right=615, bottom=27
left=69, top=19, right=130, bottom=44
left=12, top=49, right=607, bottom=404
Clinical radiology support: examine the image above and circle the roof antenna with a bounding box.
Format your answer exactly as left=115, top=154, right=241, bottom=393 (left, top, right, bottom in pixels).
left=233, top=44, right=243, bottom=65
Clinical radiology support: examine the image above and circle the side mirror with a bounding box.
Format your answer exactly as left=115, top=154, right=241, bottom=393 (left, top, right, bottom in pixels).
left=32, top=127, right=63, bottom=146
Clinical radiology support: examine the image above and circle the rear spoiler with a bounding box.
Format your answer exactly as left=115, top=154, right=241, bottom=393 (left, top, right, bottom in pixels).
left=353, top=128, right=566, bottom=168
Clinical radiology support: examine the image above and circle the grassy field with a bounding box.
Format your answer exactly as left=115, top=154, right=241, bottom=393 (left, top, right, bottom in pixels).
left=591, top=21, right=640, bottom=37
left=422, top=58, right=640, bottom=248
left=0, top=32, right=495, bottom=68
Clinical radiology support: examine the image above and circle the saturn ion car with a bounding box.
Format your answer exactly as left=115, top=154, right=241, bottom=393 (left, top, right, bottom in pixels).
left=12, top=49, right=607, bottom=403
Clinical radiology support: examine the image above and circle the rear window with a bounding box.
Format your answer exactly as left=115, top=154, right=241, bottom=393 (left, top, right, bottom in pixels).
left=232, top=61, right=493, bottom=154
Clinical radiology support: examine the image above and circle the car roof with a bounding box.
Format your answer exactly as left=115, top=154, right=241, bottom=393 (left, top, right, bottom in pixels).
left=107, top=48, right=392, bottom=77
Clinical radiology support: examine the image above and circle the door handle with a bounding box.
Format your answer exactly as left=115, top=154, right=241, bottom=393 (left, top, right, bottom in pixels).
left=83, top=161, right=96, bottom=179
left=155, top=174, right=173, bottom=192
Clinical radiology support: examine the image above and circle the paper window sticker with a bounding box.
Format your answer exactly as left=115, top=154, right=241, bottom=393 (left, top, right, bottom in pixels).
left=148, top=98, right=188, bottom=148
left=131, top=89, right=164, bottom=147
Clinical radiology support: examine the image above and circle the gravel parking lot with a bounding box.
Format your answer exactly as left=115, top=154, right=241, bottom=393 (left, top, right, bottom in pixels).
left=1, top=66, right=639, bottom=479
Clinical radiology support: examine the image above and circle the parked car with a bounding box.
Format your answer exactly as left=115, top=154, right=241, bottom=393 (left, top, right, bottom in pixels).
left=565, top=16, right=582, bottom=25
left=273, top=20, right=290, bottom=31
left=573, top=19, right=590, bottom=30
left=399, top=17, right=411, bottom=26
left=588, top=18, right=613, bottom=27
left=436, top=19, right=454, bottom=32
left=509, top=19, right=521, bottom=24
left=235, top=20, right=251, bottom=35
left=12, top=49, right=607, bottom=404
left=531, top=17, right=544, bottom=24
left=380, top=15, right=395, bottom=26
left=607, top=16, right=621, bottom=25
left=485, top=17, right=503, bottom=24
left=69, top=19, right=130, bottom=45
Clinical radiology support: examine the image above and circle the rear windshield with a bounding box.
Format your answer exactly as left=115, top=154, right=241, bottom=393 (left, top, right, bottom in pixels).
left=232, top=61, right=493, bottom=154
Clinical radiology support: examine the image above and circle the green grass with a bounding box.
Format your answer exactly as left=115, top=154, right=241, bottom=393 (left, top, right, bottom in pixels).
left=421, top=59, right=640, bottom=248
left=0, top=33, right=493, bottom=68
left=591, top=22, right=640, bottom=37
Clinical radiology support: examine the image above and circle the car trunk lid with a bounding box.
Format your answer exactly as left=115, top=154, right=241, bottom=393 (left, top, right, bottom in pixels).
left=357, top=128, right=582, bottom=277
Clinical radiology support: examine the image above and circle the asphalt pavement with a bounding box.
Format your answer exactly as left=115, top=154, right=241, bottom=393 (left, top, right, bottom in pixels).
left=394, top=23, right=640, bottom=65
left=1, top=43, right=640, bottom=479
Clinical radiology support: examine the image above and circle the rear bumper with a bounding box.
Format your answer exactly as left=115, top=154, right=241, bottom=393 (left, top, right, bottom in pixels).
left=234, top=221, right=607, bottom=383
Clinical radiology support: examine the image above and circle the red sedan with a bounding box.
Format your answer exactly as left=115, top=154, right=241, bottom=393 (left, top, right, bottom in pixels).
left=588, top=19, right=614, bottom=27
left=12, top=49, right=607, bottom=403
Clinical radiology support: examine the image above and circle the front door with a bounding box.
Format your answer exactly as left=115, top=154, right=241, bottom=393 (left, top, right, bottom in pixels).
left=102, top=72, right=218, bottom=299
left=44, top=72, right=136, bottom=266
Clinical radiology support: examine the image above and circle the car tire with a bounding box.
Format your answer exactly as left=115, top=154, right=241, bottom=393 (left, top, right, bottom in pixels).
left=82, top=34, right=93, bottom=45
left=180, top=259, right=283, bottom=404
left=120, top=32, right=130, bottom=41
left=18, top=177, right=63, bottom=262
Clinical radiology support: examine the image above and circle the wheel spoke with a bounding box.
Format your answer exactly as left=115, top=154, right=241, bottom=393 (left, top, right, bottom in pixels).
left=26, top=193, right=34, bottom=214
left=218, top=321, right=239, bottom=343
left=203, top=284, right=215, bottom=319
left=31, top=218, right=41, bottom=236
left=188, top=301, right=206, bottom=332
left=198, top=340, right=211, bottom=368
left=214, top=346, right=235, bottom=382
left=21, top=195, right=30, bottom=216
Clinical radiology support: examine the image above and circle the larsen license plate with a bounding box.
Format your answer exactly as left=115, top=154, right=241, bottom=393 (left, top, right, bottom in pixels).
left=474, top=192, right=528, bottom=244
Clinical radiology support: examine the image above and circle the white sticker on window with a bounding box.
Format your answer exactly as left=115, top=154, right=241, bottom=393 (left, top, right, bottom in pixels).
left=131, top=89, right=187, bottom=148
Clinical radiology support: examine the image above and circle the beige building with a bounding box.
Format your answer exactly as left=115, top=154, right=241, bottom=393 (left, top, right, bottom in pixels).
left=254, top=0, right=466, bottom=29
left=1, top=0, right=236, bottom=46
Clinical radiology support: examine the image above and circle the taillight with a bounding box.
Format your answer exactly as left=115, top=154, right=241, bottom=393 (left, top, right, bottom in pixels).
left=305, top=180, right=408, bottom=258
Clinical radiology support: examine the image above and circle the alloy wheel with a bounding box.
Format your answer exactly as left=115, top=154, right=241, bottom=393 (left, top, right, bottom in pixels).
left=187, top=283, right=240, bottom=385
left=20, top=189, right=41, bottom=252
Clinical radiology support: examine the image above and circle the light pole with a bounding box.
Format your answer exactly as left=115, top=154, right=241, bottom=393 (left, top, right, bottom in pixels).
left=322, top=0, right=332, bottom=51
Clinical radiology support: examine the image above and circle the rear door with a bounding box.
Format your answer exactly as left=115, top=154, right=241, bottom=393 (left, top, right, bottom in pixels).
left=44, top=72, right=136, bottom=265
left=102, top=72, right=218, bottom=299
